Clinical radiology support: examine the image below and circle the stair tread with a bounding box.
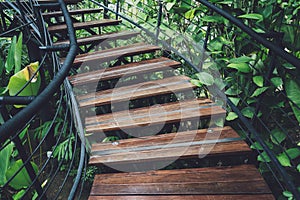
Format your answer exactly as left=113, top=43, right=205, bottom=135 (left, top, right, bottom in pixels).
left=68, top=57, right=180, bottom=86
left=89, top=195, right=274, bottom=200
left=78, top=75, right=196, bottom=108
left=68, top=43, right=160, bottom=67
left=47, top=19, right=121, bottom=33
left=89, top=126, right=252, bottom=165
left=55, top=30, right=139, bottom=46
left=42, top=8, right=103, bottom=18
left=85, top=98, right=225, bottom=133
left=90, top=165, right=273, bottom=196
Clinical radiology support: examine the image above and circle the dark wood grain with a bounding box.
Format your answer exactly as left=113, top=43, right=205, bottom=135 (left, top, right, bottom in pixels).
left=47, top=19, right=121, bottom=33
left=78, top=76, right=196, bottom=108
left=90, top=165, right=272, bottom=196
left=89, top=126, right=251, bottom=165
left=85, top=98, right=225, bottom=132
left=42, top=8, right=103, bottom=18
left=88, top=195, right=274, bottom=200
left=55, top=30, right=139, bottom=46
left=66, top=43, right=160, bottom=67
left=68, top=57, right=180, bottom=86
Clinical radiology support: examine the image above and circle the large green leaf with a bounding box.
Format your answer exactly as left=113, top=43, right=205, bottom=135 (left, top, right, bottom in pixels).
left=227, top=63, right=251, bottom=73
left=238, top=13, right=263, bottom=21
left=253, top=76, right=264, bottom=87
left=5, top=36, right=16, bottom=73
left=285, top=78, right=300, bottom=124
left=5, top=159, right=39, bottom=190
left=285, top=148, right=300, bottom=159
left=277, top=153, right=291, bottom=167
left=229, top=56, right=253, bottom=63
left=14, top=32, right=23, bottom=74
left=251, top=87, right=268, bottom=97
left=0, top=56, right=4, bottom=76
left=226, top=112, right=238, bottom=121
left=270, top=129, right=286, bottom=145
left=258, top=151, right=271, bottom=162
left=7, top=61, right=40, bottom=99
left=0, top=142, right=14, bottom=186
left=195, top=72, right=214, bottom=86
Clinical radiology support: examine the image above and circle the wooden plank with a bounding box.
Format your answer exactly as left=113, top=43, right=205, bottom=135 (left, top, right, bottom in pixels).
left=90, top=165, right=272, bottom=195
left=89, top=195, right=275, bottom=200
left=89, top=126, right=252, bottom=165
left=47, top=19, right=121, bottom=33
left=65, top=43, right=160, bottom=68
left=42, top=8, right=103, bottom=18
left=68, top=57, right=180, bottom=86
left=85, top=98, right=225, bottom=133
left=55, top=30, right=139, bottom=46
left=78, top=76, right=196, bottom=108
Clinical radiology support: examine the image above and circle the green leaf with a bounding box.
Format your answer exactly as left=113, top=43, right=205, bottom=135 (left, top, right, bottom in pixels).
left=270, top=129, right=286, bottom=145
left=5, top=159, right=39, bottom=190
left=297, top=164, right=300, bottom=172
left=196, top=72, right=214, bottom=86
left=251, top=142, right=263, bottom=150
left=228, top=97, right=240, bottom=106
left=190, top=79, right=202, bottom=87
left=283, top=191, right=293, bottom=198
left=202, top=15, right=224, bottom=23
left=277, top=153, right=291, bottom=167
left=13, top=189, right=26, bottom=200
left=258, top=151, right=271, bottom=162
left=253, top=76, right=264, bottom=87
left=166, top=2, right=175, bottom=11
left=14, top=32, right=23, bottom=74
left=271, top=77, right=283, bottom=87
left=229, top=56, right=253, bottom=64
left=226, top=112, right=238, bottom=121
left=0, top=56, right=4, bottom=76
left=0, top=142, right=14, bottom=186
left=227, top=63, right=251, bottom=73
left=185, top=9, right=195, bottom=19
left=251, top=87, right=268, bottom=97
left=241, top=107, right=255, bottom=118
left=238, top=13, right=263, bottom=21
left=286, top=148, right=300, bottom=159
left=5, top=36, right=16, bottom=73
left=7, top=62, right=41, bottom=105
left=285, top=78, right=300, bottom=124
left=225, top=87, right=242, bottom=95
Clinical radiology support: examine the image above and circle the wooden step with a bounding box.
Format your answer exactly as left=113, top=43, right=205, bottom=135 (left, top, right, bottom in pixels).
left=69, top=57, right=180, bottom=86
left=55, top=30, right=139, bottom=46
left=89, top=165, right=273, bottom=198
left=89, top=195, right=274, bottom=200
left=42, top=8, right=103, bottom=18
left=89, top=126, right=252, bottom=165
left=68, top=43, right=160, bottom=68
left=85, top=98, right=226, bottom=133
left=47, top=19, right=121, bottom=33
left=78, top=75, right=196, bottom=108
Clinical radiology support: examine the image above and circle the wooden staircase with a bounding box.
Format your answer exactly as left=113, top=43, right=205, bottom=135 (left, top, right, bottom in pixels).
left=42, top=3, right=274, bottom=199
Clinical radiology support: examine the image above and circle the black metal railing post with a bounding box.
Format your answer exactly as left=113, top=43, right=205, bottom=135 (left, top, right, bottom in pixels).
left=115, top=0, right=120, bottom=19
left=13, top=136, right=46, bottom=199
left=156, top=0, right=163, bottom=44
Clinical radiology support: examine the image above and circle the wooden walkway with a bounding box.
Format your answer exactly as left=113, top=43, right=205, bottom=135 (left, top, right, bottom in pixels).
left=42, top=4, right=274, bottom=199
